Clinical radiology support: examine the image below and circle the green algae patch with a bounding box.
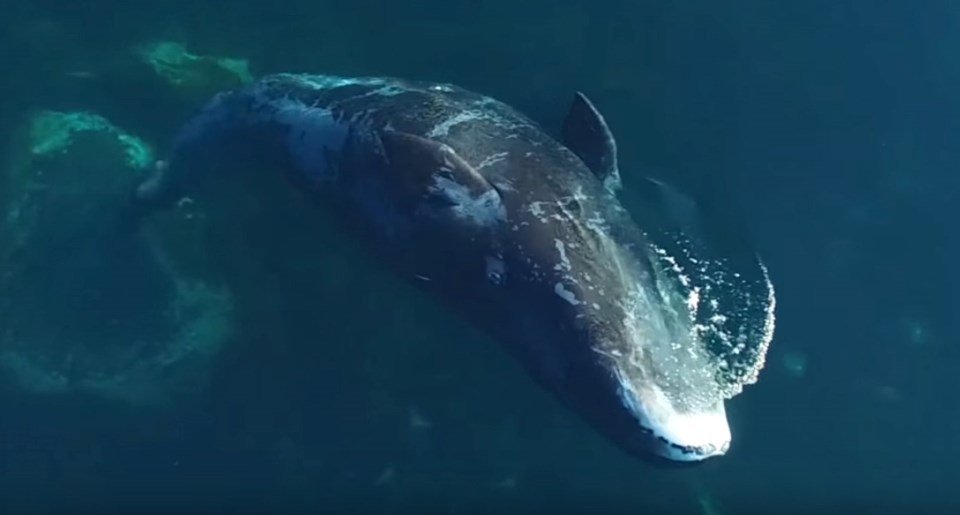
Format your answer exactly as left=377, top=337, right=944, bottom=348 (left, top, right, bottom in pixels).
left=136, top=41, right=254, bottom=97
left=28, top=110, right=154, bottom=170
left=0, top=109, right=236, bottom=408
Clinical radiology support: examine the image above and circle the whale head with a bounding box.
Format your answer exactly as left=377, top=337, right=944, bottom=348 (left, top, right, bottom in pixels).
left=488, top=181, right=776, bottom=463
left=368, top=117, right=777, bottom=465
left=491, top=92, right=777, bottom=464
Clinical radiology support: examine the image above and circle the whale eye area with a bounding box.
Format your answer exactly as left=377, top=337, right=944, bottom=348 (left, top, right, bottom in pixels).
left=420, top=170, right=458, bottom=209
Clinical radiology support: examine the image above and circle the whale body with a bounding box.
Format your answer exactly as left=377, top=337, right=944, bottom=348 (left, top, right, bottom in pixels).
left=133, top=73, right=776, bottom=463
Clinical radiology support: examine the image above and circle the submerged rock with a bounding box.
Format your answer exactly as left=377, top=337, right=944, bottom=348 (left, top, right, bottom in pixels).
left=0, top=109, right=235, bottom=406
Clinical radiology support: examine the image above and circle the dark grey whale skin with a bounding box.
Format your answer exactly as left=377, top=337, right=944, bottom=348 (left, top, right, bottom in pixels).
left=131, top=73, right=774, bottom=465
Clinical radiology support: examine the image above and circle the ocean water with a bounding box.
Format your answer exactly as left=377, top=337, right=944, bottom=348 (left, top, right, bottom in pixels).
left=0, top=1, right=957, bottom=513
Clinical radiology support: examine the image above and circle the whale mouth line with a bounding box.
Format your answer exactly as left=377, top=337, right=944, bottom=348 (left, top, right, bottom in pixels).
left=632, top=421, right=729, bottom=461
left=615, top=369, right=731, bottom=462
left=642, top=403, right=732, bottom=462
left=655, top=434, right=729, bottom=460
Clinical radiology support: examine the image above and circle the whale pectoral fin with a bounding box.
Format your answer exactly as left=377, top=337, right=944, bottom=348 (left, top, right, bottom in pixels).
left=378, top=130, right=503, bottom=222
left=561, top=92, right=621, bottom=194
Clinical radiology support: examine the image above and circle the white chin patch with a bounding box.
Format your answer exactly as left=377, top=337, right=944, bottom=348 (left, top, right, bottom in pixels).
left=649, top=399, right=731, bottom=461
left=618, top=376, right=732, bottom=462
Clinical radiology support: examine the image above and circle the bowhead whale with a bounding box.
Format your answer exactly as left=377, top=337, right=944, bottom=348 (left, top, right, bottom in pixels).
left=131, top=73, right=776, bottom=463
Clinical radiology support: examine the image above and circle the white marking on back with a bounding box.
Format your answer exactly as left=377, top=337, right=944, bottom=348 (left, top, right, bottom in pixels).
left=477, top=152, right=509, bottom=170
left=292, top=74, right=391, bottom=90
left=331, top=84, right=408, bottom=110
left=527, top=201, right=548, bottom=223
left=427, top=105, right=523, bottom=138
left=428, top=110, right=485, bottom=137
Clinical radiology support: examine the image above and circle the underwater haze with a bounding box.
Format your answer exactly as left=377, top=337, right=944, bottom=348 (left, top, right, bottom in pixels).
left=1, top=1, right=958, bottom=513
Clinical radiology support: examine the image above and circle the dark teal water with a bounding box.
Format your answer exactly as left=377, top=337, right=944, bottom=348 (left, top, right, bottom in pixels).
left=1, top=1, right=957, bottom=513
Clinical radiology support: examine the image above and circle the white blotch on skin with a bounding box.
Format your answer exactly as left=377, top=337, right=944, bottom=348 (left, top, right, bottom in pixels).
left=477, top=152, right=509, bottom=169
left=291, top=74, right=391, bottom=91
left=428, top=176, right=505, bottom=226
left=554, top=239, right=572, bottom=272
left=554, top=282, right=580, bottom=305
left=428, top=110, right=485, bottom=138
left=527, top=201, right=549, bottom=223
